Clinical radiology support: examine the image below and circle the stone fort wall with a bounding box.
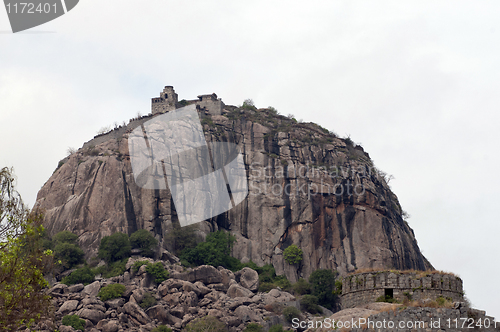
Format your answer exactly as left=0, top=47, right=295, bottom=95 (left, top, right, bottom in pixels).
left=341, top=271, right=464, bottom=309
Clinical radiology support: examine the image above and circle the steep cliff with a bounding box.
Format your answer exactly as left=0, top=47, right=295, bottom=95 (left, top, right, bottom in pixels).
left=35, top=105, right=432, bottom=281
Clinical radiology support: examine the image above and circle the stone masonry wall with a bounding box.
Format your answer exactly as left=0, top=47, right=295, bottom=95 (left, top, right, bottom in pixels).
left=341, top=271, right=463, bottom=309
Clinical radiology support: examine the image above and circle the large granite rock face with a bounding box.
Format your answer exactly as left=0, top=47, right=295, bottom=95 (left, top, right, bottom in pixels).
left=35, top=107, right=432, bottom=280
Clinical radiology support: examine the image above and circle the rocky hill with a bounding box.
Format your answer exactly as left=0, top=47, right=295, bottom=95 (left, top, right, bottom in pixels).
left=35, top=102, right=432, bottom=282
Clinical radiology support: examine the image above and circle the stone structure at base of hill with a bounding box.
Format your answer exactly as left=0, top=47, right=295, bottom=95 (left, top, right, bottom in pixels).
left=341, top=271, right=464, bottom=309
left=151, top=86, right=224, bottom=116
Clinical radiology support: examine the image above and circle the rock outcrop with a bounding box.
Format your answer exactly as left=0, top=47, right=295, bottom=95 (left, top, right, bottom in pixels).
left=36, top=259, right=296, bottom=332
left=304, top=302, right=500, bottom=332
left=35, top=105, right=432, bottom=281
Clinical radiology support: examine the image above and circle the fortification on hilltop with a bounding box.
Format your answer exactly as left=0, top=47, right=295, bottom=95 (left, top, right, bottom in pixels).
left=151, top=86, right=225, bottom=116
left=341, top=270, right=464, bottom=309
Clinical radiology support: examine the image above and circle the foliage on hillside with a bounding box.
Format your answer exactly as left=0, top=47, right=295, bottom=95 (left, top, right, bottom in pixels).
left=0, top=167, right=53, bottom=330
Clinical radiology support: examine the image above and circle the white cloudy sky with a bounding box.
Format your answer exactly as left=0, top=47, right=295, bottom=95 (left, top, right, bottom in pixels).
left=1, top=0, right=499, bottom=318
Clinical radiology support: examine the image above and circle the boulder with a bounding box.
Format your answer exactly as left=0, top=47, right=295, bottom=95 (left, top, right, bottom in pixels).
left=123, top=302, right=151, bottom=324
left=57, top=300, right=79, bottom=315
left=218, top=266, right=236, bottom=288
left=220, top=315, right=242, bottom=327
left=172, top=265, right=223, bottom=284
left=182, top=281, right=202, bottom=296
left=131, top=288, right=146, bottom=303
left=234, top=305, right=262, bottom=323
left=262, top=289, right=296, bottom=305
left=59, top=325, right=76, bottom=332
left=105, top=297, right=125, bottom=309
left=83, top=281, right=100, bottom=297
left=235, top=267, right=259, bottom=292
left=102, top=320, right=119, bottom=332
left=49, top=283, right=68, bottom=295
left=145, top=305, right=169, bottom=323
left=68, top=283, right=84, bottom=293
left=227, top=284, right=254, bottom=298
left=76, top=308, right=105, bottom=325
left=193, top=281, right=211, bottom=295
left=160, top=249, right=180, bottom=263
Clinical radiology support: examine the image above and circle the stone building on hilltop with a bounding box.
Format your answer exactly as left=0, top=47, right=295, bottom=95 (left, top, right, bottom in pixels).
left=151, top=86, right=225, bottom=116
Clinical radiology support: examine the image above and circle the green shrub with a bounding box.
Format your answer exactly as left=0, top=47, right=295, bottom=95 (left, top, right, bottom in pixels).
left=132, top=260, right=151, bottom=273
left=145, top=262, right=169, bottom=283
left=180, top=230, right=240, bottom=270
left=240, top=260, right=260, bottom=271
left=274, top=275, right=292, bottom=292
left=241, top=99, right=256, bottom=110
left=258, top=282, right=275, bottom=292
left=243, top=323, right=263, bottom=332
left=334, top=280, right=343, bottom=295
left=91, top=258, right=127, bottom=278
left=53, top=230, right=78, bottom=244
left=375, top=295, right=397, bottom=303
left=98, top=232, right=131, bottom=263
left=54, top=242, right=84, bottom=269
left=151, top=326, right=172, bottom=332
left=300, top=294, right=322, bottom=314
left=255, top=264, right=292, bottom=292
left=165, top=224, right=199, bottom=255
left=292, top=278, right=311, bottom=295
left=309, top=269, right=338, bottom=309
left=130, top=229, right=158, bottom=257
left=283, top=306, right=302, bottom=322
left=62, top=315, right=85, bottom=331
left=62, top=266, right=95, bottom=285
left=268, top=325, right=291, bottom=332
left=183, top=316, right=227, bottom=332
left=140, top=292, right=157, bottom=309
left=257, top=264, right=276, bottom=283
left=283, top=244, right=303, bottom=265
left=267, top=106, right=278, bottom=115
left=98, top=283, right=126, bottom=301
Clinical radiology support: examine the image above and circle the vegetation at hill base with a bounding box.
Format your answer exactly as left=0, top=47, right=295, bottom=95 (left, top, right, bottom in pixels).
left=182, top=315, right=227, bottom=332
left=179, top=230, right=241, bottom=270
left=61, top=315, right=85, bottom=331
left=62, top=266, right=95, bottom=285
left=98, top=232, right=131, bottom=263
left=98, top=283, right=126, bottom=301
left=309, top=269, right=340, bottom=310
left=0, top=167, right=53, bottom=331
left=130, top=229, right=158, bottom=258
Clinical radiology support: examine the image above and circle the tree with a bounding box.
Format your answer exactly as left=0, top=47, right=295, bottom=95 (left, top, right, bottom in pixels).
left=130, top=229, right=158, bottom=257
left=54, top=242, right=84, bottom=269
left=0, top=167, right=53, bottom=330
left=180, top=230, right=240, bottom=270
left=283, top=244, right=303, bottom=265
left=308, top=269, right=338, bottom=310
left=98, top=232, right=131, bottom=263
left=165, top=223, right=199, bottom=255
left=53, top=230, right=78, bottom=245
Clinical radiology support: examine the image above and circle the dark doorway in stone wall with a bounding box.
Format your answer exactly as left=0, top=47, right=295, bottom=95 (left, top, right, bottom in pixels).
left=385, top=288, right=394, bottom=299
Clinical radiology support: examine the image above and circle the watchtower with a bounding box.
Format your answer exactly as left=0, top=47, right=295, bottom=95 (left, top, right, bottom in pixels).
left=151, top=86, right=179, bottom=115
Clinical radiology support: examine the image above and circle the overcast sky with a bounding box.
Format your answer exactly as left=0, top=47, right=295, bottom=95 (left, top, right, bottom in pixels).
left=1, top=0, right=499, bottom=319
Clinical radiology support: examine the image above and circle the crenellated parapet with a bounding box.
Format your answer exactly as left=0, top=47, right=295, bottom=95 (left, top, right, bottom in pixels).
left=341, top=271, right=464, bottom=309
